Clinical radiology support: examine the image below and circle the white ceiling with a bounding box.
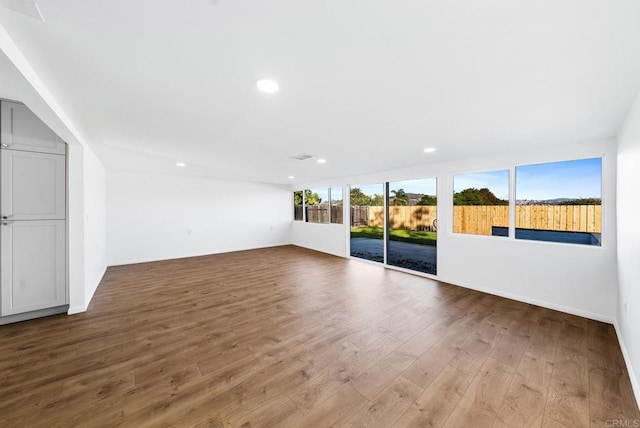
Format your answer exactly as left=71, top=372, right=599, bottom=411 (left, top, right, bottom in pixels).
left=1, top=0, right=640, bottom=185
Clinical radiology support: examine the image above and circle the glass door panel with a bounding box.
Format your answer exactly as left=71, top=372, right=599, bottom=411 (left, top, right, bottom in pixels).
left=350, top=184, right=384, bottom=262
left=387, top=178, right=437, bottom=275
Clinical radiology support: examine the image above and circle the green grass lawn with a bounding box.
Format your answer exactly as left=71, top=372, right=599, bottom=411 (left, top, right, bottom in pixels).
left=350, top=227, right=437, bottom=246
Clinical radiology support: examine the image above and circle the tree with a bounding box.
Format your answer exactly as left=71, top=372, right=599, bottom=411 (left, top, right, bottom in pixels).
left=295, top=189, right=322, bottom=205
left=390, top=189, right=409, bottom=206
left=417, top=194, right=437, bottom=206
left=370, top=193, right=384, bottom=206
left=304, top=189, right=322, bottom=205
left=350, top=187, right=371, bottom=206
left=453, top=188, right=508, bottom=206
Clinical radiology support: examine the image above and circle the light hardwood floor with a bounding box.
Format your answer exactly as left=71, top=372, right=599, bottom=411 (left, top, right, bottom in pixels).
left=1, top=245, right=638, bottom=427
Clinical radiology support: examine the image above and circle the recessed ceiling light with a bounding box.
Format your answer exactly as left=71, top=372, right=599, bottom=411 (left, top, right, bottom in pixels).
left=317, top=158, right=326, bottom=164
left=176, top=162, right=186, bottom=167
left=256, top=79, right=279, bottom=93
left=423, top=147, right=436, bottom=153
left=288, top=176, right=295, bottom=179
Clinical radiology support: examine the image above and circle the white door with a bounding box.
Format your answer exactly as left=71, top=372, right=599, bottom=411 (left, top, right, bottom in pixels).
left=1, top=220, right=66, bottom=315
left=1, top=150, right=66, bottom=221
left=0, top=101, right=66, bottom=155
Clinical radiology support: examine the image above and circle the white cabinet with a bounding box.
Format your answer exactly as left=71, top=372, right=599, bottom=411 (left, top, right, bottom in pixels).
left=1, top=150, right=66, bottom=220
left=1, top=100, right=66, bottom=155
left=0, top=101, right=68, bottom=319
left=1, top=220, right=66, bottom=315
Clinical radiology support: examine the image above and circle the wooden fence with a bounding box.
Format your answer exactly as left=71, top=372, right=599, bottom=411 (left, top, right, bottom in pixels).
left=363, top=206, right=437, bottom=231
left=351, top=205, right=601, bottom=236
left=515, top=205, right=601, bottom=234
left=452, top=206, right=508, bottom=235
left=305, top=205, right=343, bottom=224
left=351, top=206, right=370, bottom=227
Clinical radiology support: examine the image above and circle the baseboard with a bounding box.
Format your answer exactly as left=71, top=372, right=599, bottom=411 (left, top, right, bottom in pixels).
left=0, top=306, right=68, bottom=325
left=438, top=275, right=615, bottom=324
left=290, top=243, right=348, bottom=259
left=613, top=321, right=640, bottom=411
left=67, top=304, right=87, bottom=315
left=84, top=266, right=107, bottom=309
left=107, top=243, right=292, bottom=267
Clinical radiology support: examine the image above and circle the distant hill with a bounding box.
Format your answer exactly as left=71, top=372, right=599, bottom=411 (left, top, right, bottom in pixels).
left=516, top=197, right=601, bottom=205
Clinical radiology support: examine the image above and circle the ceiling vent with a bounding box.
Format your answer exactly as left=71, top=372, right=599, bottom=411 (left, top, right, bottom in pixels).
left=290, top=154, right=315, bottom=161
left=1, top=0, right=45, bottom=22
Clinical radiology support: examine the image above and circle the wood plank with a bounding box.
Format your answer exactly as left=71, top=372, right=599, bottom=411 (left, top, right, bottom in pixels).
left=443, top=358, right=515, bottom=428
left=544, top=348, right=590, bottom=427
left=495, top=352, right=554, bottom=427
left=294, top=384, right=368, bottom=427
left=0, top=245, right=636, bottom=427
left=344, top=375, right=423, bottom=428
left=395, top=365, right=473, bottom=427
left=222, top=396, right=302, bottom=428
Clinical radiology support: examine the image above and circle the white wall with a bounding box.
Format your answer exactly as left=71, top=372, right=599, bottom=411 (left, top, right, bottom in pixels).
left=617, top=91, right=640, bottom=403
left=106, top=171, right=291, bottom=265
left=67, top=144, right=108, bottom=314
left=291, top=187, right=349, bottom=257
left=293, top=138, right=618, bottom=322
left=83, top=147, right=107, bottom=307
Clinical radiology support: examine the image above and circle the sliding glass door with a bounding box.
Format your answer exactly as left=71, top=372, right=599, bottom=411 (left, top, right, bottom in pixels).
left=350, top=184, right=384, bottom=262
left=349, top=179, right=438, bottom=276
left=387, top=178, right=437, bottom=275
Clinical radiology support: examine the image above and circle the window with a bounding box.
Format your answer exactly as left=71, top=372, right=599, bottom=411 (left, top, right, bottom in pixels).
left=515, top=157, right=602, bottom=246
left=453, top=170, right=509, bottom=236
left=293, top=190, right=303, bottom=221
left=330, top=187, right=343, bottom=224
left=305, top=188, right=329, bottom=224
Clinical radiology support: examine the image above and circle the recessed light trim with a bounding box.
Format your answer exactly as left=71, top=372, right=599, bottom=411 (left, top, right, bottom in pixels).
left=317, top=158, right=326, bottom=164
left=256, top=79, right=279, bottom=93
left=423, top=147, right=436, bottom=153
left=288, top=176, right=295, bottom=179
left=176, top=162, right=187, bottom=167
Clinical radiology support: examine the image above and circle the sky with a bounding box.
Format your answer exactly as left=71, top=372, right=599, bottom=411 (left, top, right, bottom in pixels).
left=308, top=186, right=343, bottom=203
left=454, top=170, right=510, bottom=200
left=350, top=183, right=385, bottom=197
left=452, top=158, right=602, bottom=201
left=515, top=157, right=602, bottom=200
left=350, top=178, right=437, bottom=197
left=312, top=157, right=601, bottom=203
left=388, top=178, right=437, bottom=195
left=314, top=187, right=329, bottom=203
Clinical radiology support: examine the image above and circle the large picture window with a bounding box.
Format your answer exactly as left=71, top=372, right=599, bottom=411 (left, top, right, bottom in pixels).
left=453, top=170, right=510, bottom=237
left=515, top=157, right=602, bottom=246
left=293, top=190, right=303, bottom=221
left=330, top=187, right=343, bottom=224
left=305, top=188, right=329, bottom=224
